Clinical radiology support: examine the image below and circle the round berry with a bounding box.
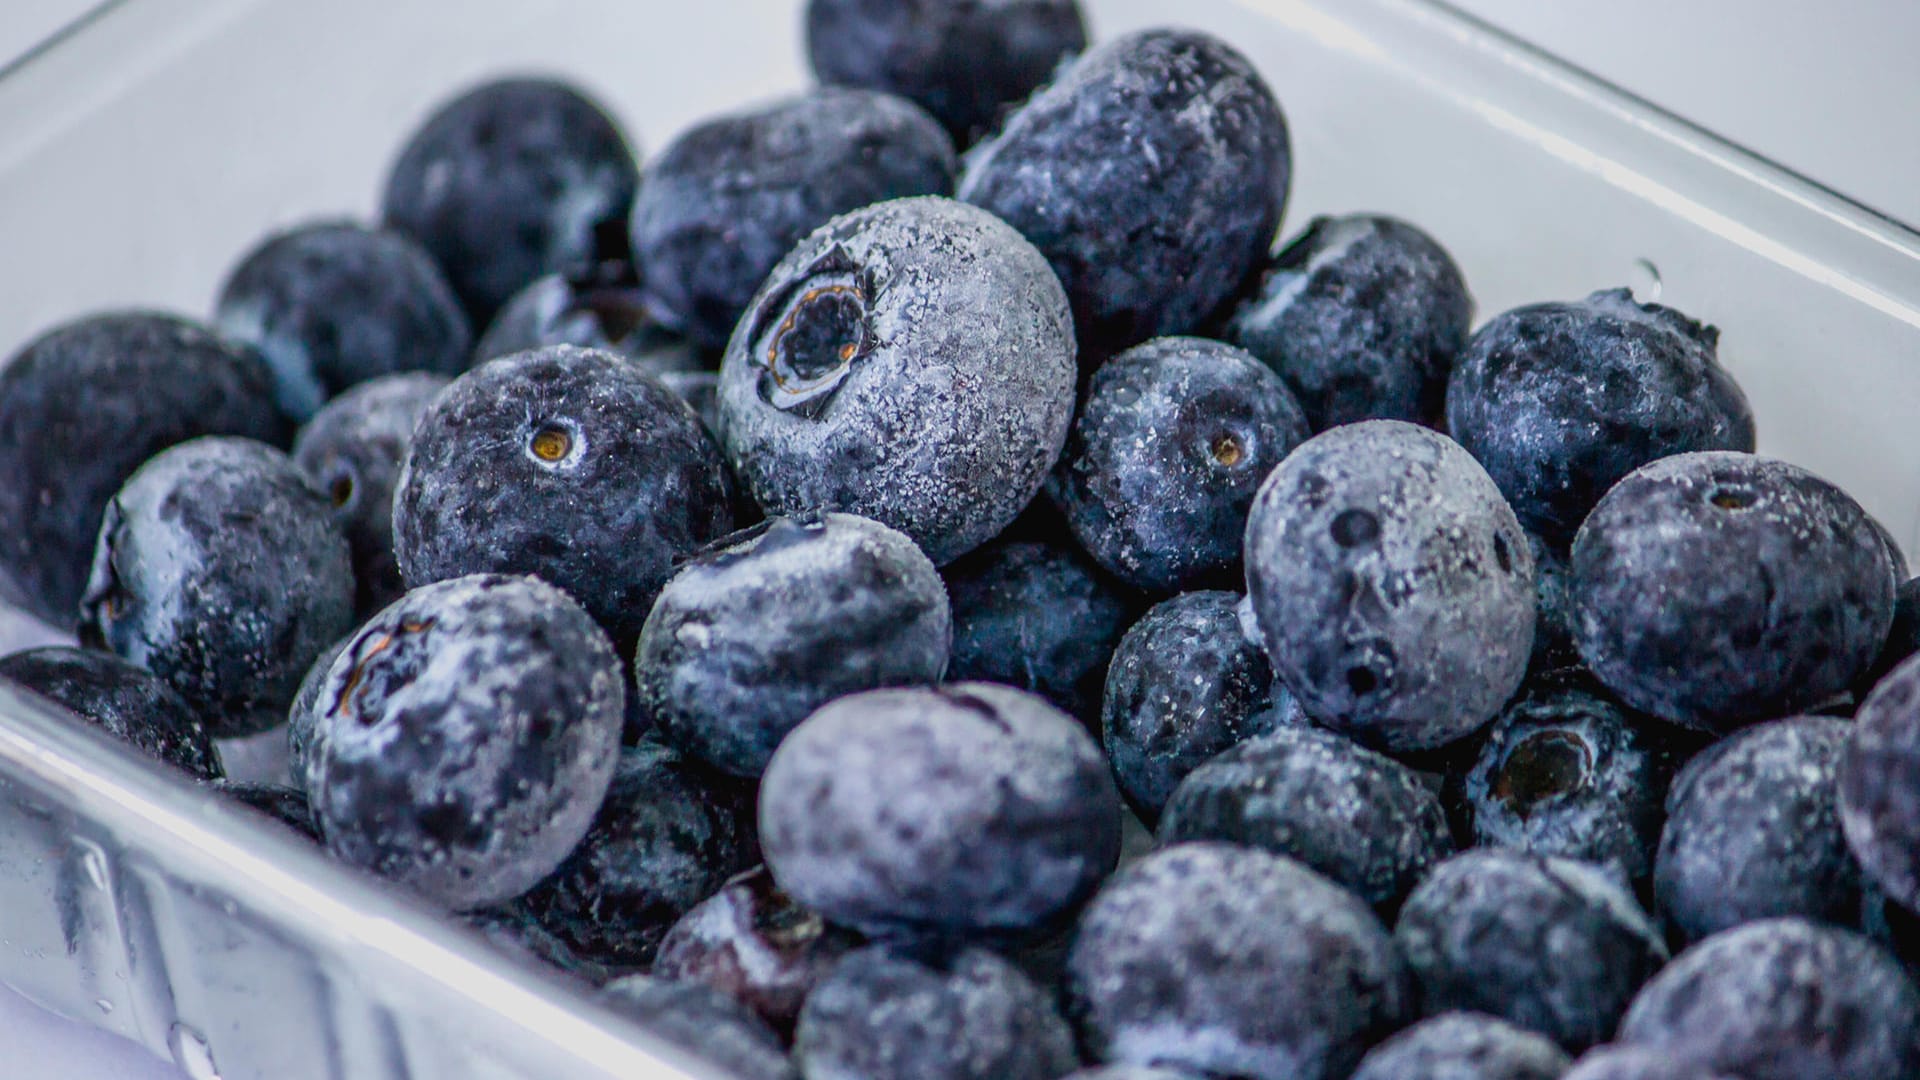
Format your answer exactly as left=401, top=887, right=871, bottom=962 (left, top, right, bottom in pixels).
left=1349, top=1012, right=1571, bottom=1080
left=0, top=646, right=221, bottom=779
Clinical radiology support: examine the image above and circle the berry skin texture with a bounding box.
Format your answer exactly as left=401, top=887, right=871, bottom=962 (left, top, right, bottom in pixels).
left=1466, top=670, right=1683, bottom=884
left=634, top=512, right=951, bottom=779
left=1446, top=288, right=1755, bottom=549
left=652, top=864, right=862, bottom=1037
left=960, top=28, right=1290, bottom=352
left=393, top=345, right=732, bottom=650
left=1059, top=1070, right=1207, bottom=1080
left=1860, top=574, right=1920, bottom=695
left=1050, top=337, right=1311, bottom=594
left=217, top=781, right=319, bottom=841
left=0, top=311, right=286, bottom=628
left=292, top=373, right=449, bottom=618
left=758, top=682, right=1121, bottom=941
left=1570, top=451, right=1896, bottom=730
left=1395, top=849, right=1669, bottom=1051
left=521, top=741, right=755, bottom=969
left=1225, top=214, right=1474, bottom=431
left=1243, top=419, right=1537, bottom=751
left=304, top=574, right=624, bottom=910
left=1655, top=716, right=1858, bottom=943
left=1066, top=842, right=1407, bottom=1080
left=1839, top=652, right=1920, bottom=913
left=598, top=975, right=797, bottom=1080
left=631, top=88, right=956, bottom=350
left=1102, top=590, right=1280, bottom=823
left=285, top=634, right=349, bottom=787
left=1617, top=918, right=1920, bottom=1080
left=476, top=271, right=701, bottom=373
left=1348, top=1012, right=1572, bottom=1080
left=215, top=221, right=470, bottom=421
left=944, top=538, right=1136, bottom=728
left=78, top=437, right=354, bottom=737
left=804, top=0, right=1088, bottom=145
left=718, top=196, right=1076, bottom=566
left=1159, top=725, right=1452, bottom=911
left=794, top=944, right=1078, bottom=1080
left=381, top=77, right=638, bottom=326
left=0, top=647, right=221, bottom=780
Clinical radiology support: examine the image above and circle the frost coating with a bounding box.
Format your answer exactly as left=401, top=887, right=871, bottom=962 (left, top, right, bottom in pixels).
left=599, top=976, right=797, bottom=1080
left=1243, top=420, right=1536, bottom=751
left=1617, top=918, right=1920, bottom=1079
left=1159, top=725, right=1452, bottom=910
left=78, top=437, right=354, bottom=737
left=305, top=574, right=623, bottom=910
left=1655, top=716, right=1856, bottom=942
left=1226, top=214, right=1473, bottom=431
left=1066, top=843, right=1407, bottom=1080
left=961, top=28, right=1290, bottom=350
left=794, top=945, right=1077, bottom=1080
left=636, top=511, right=951, bottom=778
left=1395, top=849, right=1669, bottom=1051
left=1571, top=451, right=1895, bottom=729
left=758, top=682, right=1121, bottom=939
left=719, top=197, right=1075, bottom=565
left=1840, top=653, right=1920, bottom=913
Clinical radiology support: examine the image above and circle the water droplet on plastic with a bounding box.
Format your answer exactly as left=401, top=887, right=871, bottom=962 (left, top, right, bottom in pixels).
left=169, top=1024, right=221, bottom=1080
left=94, top=998, right=113, bottom=1014
left=1629, top=258, right=1662, bottom=302
left=80, top=847, right=109, bottom=891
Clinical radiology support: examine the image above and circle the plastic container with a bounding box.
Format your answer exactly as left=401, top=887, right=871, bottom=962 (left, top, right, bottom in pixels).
left=1, top=0, right=1917, bottom=1077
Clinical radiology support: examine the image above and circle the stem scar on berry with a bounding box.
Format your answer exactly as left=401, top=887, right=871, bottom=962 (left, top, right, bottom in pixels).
left=331, top=618, right=436, bottom=724
left=1492, top=729, right=1592, bottom=820
left=747, top=245, right=878, bottom=418
left=527, top=421, right=578, bottom=466
left=327, top=472, right=355, bottom=509
left=1209, top=432, right=1245, bottom=468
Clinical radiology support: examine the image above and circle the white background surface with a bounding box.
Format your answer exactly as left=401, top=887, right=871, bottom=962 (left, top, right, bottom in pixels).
left=1, top=1, right=1915, bottom=1077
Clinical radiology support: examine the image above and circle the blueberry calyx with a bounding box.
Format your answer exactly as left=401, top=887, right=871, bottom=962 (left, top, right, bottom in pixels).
left=526, top=420, right=581, bottom=467
left=749, top=247, right=877, bottom=417
left=1492, top=729, right=1592, bottom=820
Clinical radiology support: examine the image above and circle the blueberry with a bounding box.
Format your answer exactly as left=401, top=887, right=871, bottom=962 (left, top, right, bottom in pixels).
left=1349, top=1012, right=1572, bottom=1080
left=1159, top=725, right=1452, bottom=910
left=632, top=88, right=956, bottom=350
left=78, top=437, right=354, bottom=736
left=215, top=221, right=470, bottom=421
left=1564, top=1046, right=1743, bottom=1080
left=1050, top=337, right=1310, bottom=594
left=1447, top=288, right=1755, bottom=548
left=303, top=574, right=624, bottom=909
left=0, top=311, right=285, bottom=627
left=960, top=28, right=1289, bottom=352
left=393, top=345, right=732, bottom=649
left=1224, top=214, right=1473, bottom=431
left=216, top=781, right=318, bottom=841
left=463, top=905, right=596, bottom=982
left=944, top=538, right=1136, bottom=728
left=793, top=944, right=1077, bottom=1080
left=1243, top=420, right=1536, bottom=751
left=1571, top=451, right=1896, bottom=730
left=717, top=196, right=1076, bottom=565
left=475, top=270, right=703, bottom=376
left=382, top=78, right=638, bottom=325
left=653, top=864, right=862, bottom=1037
left=598, top=975, right=797, bottom=1080
left=1395, top=849, right=1669, bottom=1050
left=0, top=646, right=221, bottom=779
left=1466, top=670, right=1686, bottom=884
left=1102, top=590, right=1282, bottom=821
left=1656, top=716, right=1857, bottom=943
left=1860, top=574, right=1920, bottom=694
left=635, top=512, right=950, bottom=778
left=759, top=682, right=1120, bottom=941
left=1059, top=1069, right=1206, bottom=1080
left=1617, top=918, right=1920, bottom=1080
left=522, top=741, right=755, bottom=969
left=805, top=0, right=1088, bottom=145
left=1839, top=653, right=1920, bottom=912
left=285, top=634, right=349, bottom=787
left=1067, top=842, right=1406, bottom=1080
left=292, top=373, right=449, bottom=617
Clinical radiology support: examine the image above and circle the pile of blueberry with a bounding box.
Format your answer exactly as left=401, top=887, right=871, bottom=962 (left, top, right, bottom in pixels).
left=4, top=2, right=1920, bottom=1079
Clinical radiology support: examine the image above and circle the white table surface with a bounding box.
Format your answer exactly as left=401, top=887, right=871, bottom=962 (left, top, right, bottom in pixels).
left=3, top=1, right=1917, bottom=1077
